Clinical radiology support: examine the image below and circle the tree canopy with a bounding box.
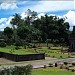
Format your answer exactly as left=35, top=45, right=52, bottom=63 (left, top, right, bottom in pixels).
left=3, top=9, right=71, bottom=45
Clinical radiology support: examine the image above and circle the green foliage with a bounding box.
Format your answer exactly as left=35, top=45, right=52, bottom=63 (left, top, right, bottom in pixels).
left=4, top=27, right=13, bottom=39
left=32, top=45, right=36, bottom=48
left=49, top=63, right=53, bottom=67
left=24, top=45, right=27, bottom=49
left=0, top=64, right=33, bottom=75
left=15, top=46, right=20, bottom=50
left=64, top=62, right=68, bottom=65
left=72, top=62, right=75, bottom=66
left=10, top=13, right=21, bottom=26
left=15, top=38, right=23, bottom=46
left=48, top=46, right=51, bottom=49
left=55, top=63, right=58, bottom=67
left=0, top=42, right=6, bottom=47
left=9, top=9, right=71, bottom=46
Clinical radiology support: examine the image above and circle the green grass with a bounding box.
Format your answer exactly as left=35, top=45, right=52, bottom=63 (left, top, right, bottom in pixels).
left=0, top=45, right=74, bottom=58
left=37, top=47, right=72, bottom=59
left=0, top=46, right=35, bottom=55
left=32, top=68, right=75, bottom=75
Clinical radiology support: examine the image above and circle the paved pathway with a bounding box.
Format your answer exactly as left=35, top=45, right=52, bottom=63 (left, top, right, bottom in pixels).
left=0, top=57, right=75, bottom=69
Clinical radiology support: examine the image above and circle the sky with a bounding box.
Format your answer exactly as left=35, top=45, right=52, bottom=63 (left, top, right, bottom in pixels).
left=0, top=0, right=75, bottom=31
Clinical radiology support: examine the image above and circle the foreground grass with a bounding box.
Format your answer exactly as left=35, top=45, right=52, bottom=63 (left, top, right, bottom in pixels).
left=32, top=68, right=75, bottom=75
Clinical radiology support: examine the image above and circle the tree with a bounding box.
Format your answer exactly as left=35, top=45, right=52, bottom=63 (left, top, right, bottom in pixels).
left=4, top=27, right=13, bottom=39
left=10, top=13, right=21, bottom=44
left=4, top=27, right=13, bottom=45
left=10, top=10, right=70, bottom=46
left=17, top=20, right=31, bottom=40
left=25, top=9, right=37, bottom=25
left=10, top=13, right=21, bottom=27
left=32, top=14, right=70, bottom=45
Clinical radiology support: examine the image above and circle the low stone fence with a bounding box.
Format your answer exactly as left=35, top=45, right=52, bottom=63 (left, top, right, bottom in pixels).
left=0, top=52, right=45, bottom=62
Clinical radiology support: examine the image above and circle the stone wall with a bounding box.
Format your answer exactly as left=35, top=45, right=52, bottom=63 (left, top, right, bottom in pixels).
left=0, top=52, right=45, bottom=62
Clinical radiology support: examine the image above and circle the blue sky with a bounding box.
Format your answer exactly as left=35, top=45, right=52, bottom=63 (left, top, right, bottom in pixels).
left=0, top=0, right=75, bottom=31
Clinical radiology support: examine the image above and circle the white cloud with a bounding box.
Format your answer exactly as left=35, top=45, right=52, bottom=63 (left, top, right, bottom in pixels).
left=38, top=13, right=45, bottom=18
left=0, top=24, right=5, bottom=31
left=6, top=16, right=14, bottom=25
left=0, top=2, right=18, bottom=10
left=0, top=16, right=13, bottom=31
left=64, top=10, right=75, bottom=30
left=26, top=1, right=74, bottom=13
left=0, top=18, right=7, bottom=23
left=21, top=12, right=28, bottom=19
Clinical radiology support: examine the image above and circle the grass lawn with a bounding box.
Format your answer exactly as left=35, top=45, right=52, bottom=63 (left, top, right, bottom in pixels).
left=32, top=68, right=75, bottom=75
left=0, top=46, right=35, bottom=55
left=0, top=45, right=74, bottom=58
left=37, top=47, right=72, bottom=59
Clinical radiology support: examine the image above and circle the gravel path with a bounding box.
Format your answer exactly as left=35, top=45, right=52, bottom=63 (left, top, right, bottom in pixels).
left=0, top=57, right=75, bottom=69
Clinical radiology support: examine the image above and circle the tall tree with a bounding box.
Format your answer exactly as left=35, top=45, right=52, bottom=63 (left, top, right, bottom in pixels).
left=10, top=13, right=21, bottom=43
left=4, top=27, right=13, bottom=45
left=4, top=27, right=13, bottom=39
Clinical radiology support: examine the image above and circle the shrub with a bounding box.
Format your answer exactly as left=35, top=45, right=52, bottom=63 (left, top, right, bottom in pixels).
left=71, top=69, right=75, bottom=72
left=60, top=56, right=62, bottom=58
left=53, top=56, right=55, bottom=58
left=55, top=63, right=57, bottom=67
left=0, top=42, right=6, bottom=47
left=44, top=65, right=47, bottom=68
left=68, top=56, right=70, bottom=58
left=72, top=62, right=75, bottom=66
left=15, top=46, right=20, bottom=50
left=32, top=45, right=36, bottom=48
left=15, top=39, right=23, bottom=46
left=64, top=62, right=68, bottom=65
left=0, top=64, right=33, bottom=75
left=65, top=66, right=69, bottom=70
left=24, top=45, right=27, bottom=49
left=49, top=63, right=53, bottom=67
left=48, top=46, right=51, bottom=49
left=60, top=64, right=63, bottom=69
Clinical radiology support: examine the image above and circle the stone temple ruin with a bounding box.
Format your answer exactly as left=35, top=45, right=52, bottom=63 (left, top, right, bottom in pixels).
left=69, top=26, right=75, bottom=52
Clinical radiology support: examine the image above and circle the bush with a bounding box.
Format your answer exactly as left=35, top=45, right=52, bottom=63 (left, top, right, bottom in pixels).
left=49, top=63, right=53, bottom=67
left=0, top=42, right=6, bottom=47
left=60, top=64, right=63, bottom=69
left=65, top=66, right=69, bottom=70
left=71, top=69, right=75, bottom=72
left=55, top=63, right=57, bottom=67
left=15, top=46, right=20, bottom=50
left=48, top=46, right=51, bottom=49
left=15, top=39, right=23, bottom=46
left=53, top=56, right=55, bottom=58
left=24, top=45, right=27, bottom=49
left=68, top=56, right=70, bottom=58
left=60, top=56, right=62, bottom=58
left=64, top=62, right=68, bottom=65
left=44, top=65, right=47, bottom=68
left=0, top=64, right=33, bottom=75
left=32, top=45, right=36, bottom=48
left=72, top=62, right=75, bottom=66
